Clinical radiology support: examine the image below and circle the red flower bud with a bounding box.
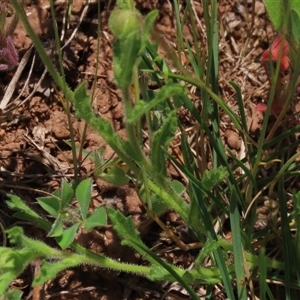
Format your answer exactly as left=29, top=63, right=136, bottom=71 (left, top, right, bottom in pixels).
left=261, top=34, right=289, bottom=72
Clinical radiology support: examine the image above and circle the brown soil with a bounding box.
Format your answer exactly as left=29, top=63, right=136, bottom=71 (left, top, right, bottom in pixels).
left=0, top=0, right=291, bottom=299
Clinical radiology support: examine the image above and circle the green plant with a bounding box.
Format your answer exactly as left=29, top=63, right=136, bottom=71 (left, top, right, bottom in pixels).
left=2, top=0, right=300, bottom=299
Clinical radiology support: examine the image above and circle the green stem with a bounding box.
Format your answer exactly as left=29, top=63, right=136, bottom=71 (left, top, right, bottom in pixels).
left=133, top=66, right=143, bottom=145
left=71, top=243, right=150, bottom=275
left=147, top=175, right=189, bottom=221
left=121, top=87, right=145, bottom=164
left=49, top=1, right=78, bottom=180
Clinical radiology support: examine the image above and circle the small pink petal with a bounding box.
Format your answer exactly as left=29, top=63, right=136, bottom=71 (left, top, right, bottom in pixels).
left=261, top=34, right=290, bottom=72
left=280, top=55, right=290, bottom=72
left=256, top=103, right=267, bottom=112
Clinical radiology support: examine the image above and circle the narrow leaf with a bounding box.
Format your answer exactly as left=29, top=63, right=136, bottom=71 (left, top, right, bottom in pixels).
left=6, top=195, right=51, bottom=231
left=48, top=214, right=64, bottom=237
left=151, top=110, right=177, bottom=176
left=60, top=179, right=74, bottom=209
left=128, top=83, right=186, bottom=124
left=76, top=178, right=92, bottom=220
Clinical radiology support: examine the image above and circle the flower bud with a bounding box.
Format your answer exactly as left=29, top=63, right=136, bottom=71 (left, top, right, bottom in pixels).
left=109, top=9, right=143, bottom=39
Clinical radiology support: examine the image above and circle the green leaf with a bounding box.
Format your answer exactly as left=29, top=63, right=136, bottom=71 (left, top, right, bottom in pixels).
left=291, top=10, right=300, bottom=41
left=124, top=238, right=201, bottom=299
left=170, top=180, right=185, bottom=196
left=201, top=166, right=228, bottom=189
left=37, top=196, right=60, bottom=216
left=111, top=34, right=143, bottom=89
left=76, top=178, right=92, bottom=220
left=74, top=83, right=134, bottom=156
left=73, top=82, right=95, bottom=120
left=151, top=110, right=177, bottom=176
left=188, top=194, right=206, bottom=236
left=60, top=179, right=74, bottom=209
left=33, top=257, right=82, bottom=286
left=108, top=208, right=146, bottom=253
left=143, top=10, right=159, bottom=40
left=6, top=227, right=60, bottom=257
left=98, top=166, right=129, bottom=186
left=294, top=191, right=300, bottom=251
left=84, top=206, right=107, bottom=231
left=48, top=214, right=64, bottom=237
left=109, top=207, right=198, bottom=296
left=291, top=1, right=300, bottom=23
left=0, top=247, right=37, bottom=296
left=56, top=223, right=80, bottom=249
left=162, top=59, right=169, bottom=80
left=109, top=9, right=143, bottom=40
left=109, top=9, right=158, bottom=90
left=6, top=195, right=51, bottom=231
left=195, top=239, right=220, bottom=271
left=229, top=187, right=246, bottom=298
left=128, top=83, right=186, bottom=124
left=94, top=147, right=106, bottom=172
left=116, top=0, right=128, bottom=9
left=3, top=289, right=23, bottom=300
left=263, top=0, right=284, bottom=30
left=151, top=195, right=169, bottom=215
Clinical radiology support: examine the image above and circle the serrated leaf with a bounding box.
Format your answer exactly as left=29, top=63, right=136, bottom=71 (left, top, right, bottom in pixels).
left=74, top=82, right=94, bottom=120
left=84, top=206, right=107, bottom=231
left=60, top=180, right=74, bottom=209
left=6, top=195, right=51, bottom=231
left=148, top=265, right=195, bottom=283
left=6, top=227, right=60, bottom=257
left=128, top=83, right=186, bottom=124
left=12, top=212, right=51, bottom=232
left=33, top=258, right=81, bottom=286
left=75, top=178, right=92, bottom=220
left=0, top=271, right=16, bottom=296
left=73, top=83, right=135, bottom=156
left=37, top=196, right=60, bottom=216
left=108, top=208, right=145, bottom=250
left=148, top=265, right=173, bottom=281
left=0, top=248, right=37, bottom=296
left=116, top=0, right=130, bottom=9
left=48, top=215, right=63, bottom=237
left=4, top=289, right=23, bottom=300
left=151, top=195, right=169, bottom=215
left=151, top=110, right=177, bottom=176
left=56, top=223, right=80, bottom=249
left=195, top=240, right=220, bottom=271
left=5, top=227, right=24, bottom=247
left=202, top=166, right=228, bottom=189
left=126, top=239, right=201, bottom=298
